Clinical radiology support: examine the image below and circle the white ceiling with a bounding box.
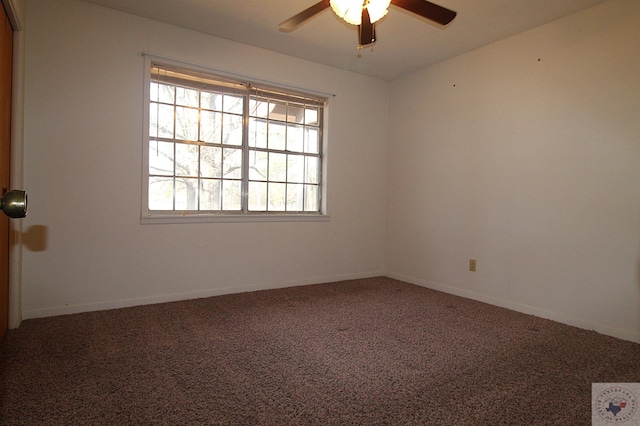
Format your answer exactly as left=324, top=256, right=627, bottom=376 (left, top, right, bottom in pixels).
left=80, top=0, right=610, bottom=80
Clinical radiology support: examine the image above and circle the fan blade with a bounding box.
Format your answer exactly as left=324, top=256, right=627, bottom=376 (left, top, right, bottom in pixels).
left=279, top=0, right=331, bottom=32
left=392, top=0, right=456, bottom=25
left=358, top=8, right=376, bottom=48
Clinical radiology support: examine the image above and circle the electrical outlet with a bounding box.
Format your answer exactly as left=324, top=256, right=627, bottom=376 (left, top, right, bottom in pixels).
left=469, top=259, right=477, bottom=272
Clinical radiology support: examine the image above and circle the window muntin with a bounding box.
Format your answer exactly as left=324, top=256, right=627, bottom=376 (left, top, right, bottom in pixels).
left=146, top=64, right=325, bottom=216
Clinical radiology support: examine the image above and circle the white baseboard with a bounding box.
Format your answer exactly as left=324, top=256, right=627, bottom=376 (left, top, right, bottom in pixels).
left=385, top=272, right=640, bottom=344
left=23, top=270, right=639, bottom=345
left=22, top=270, right=384, bottom=320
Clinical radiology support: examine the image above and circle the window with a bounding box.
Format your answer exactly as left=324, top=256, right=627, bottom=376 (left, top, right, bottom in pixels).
left=143, top=60, right=326, bottom=222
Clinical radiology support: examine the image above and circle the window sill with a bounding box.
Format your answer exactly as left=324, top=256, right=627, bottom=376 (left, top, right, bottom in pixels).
left=141, top=212, right=331, bottom=224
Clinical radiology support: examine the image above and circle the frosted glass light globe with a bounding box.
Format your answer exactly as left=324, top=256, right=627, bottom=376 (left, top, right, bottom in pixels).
left=329, top=0, right=391, bottom=25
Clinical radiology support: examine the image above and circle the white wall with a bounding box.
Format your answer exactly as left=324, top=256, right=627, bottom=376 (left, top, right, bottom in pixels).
left=387, top=0, right=640, bottom=342
left=21, top=0, right=389, bottom=317
left=21, top=0, right=640, bottom=345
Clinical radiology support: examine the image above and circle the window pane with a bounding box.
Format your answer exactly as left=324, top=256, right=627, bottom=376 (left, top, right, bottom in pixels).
left=249, top=118, right=267, bottom=148
left=305, top=107, right=319, bottom=126
left=222, top=114, right=243, bottom=146
left=149, top=177, right=174, bottom=210
left=223, top=148, right=242, bottom=179
left=287, top=155, right=304, bottom=183
left=223, top=94, right=243, bottom=114
left=157, top=83, right=175, bottom=104
left=149, top=104, right=158, bottom=138
left=222, top=180, right=241, bottom=210
left=268, top=101, right=287, bottom=121
left=200, top=110, right=222, bottom=144
left=268, top=182, right=286, bottom=211
left=175, top=178, right=199, bottom=210
left=202, top=91, right=223, bottom=111
left=150, top=82, right=159, bottom=102
left=248, top=181, right=267, bottom=211
left=287, top=183, right=304, bottom=211
left=175, top=106, right=199, bottom=141
left=176, top=87, right=199, bottom=107
left=268, top=122, right=286, bottom=151
left=175, top=143, right=198, bottom=177
left=200, top=179, right=221, bottom=210
left=151, top=103, right=174, bottom=138
left=149, top=141, right=174, bottom=176
left=200, top=146, right=222, bottom=178
left=305, top=185, right=319, bottom=212
left=250, top=98, right=269, bottom=118
left=287, top=124, right=304, bottom=152
left=288, top=105, right=304, bottom=124
left=305, top=128, right=319, bottom=154
left=305, top=157, right=319, bottom=184
left=248, top=150, right=268, bottom=181
left=269, top=153, right=287, bottom=182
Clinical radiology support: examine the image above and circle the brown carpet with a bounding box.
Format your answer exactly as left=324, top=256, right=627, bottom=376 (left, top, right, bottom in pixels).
left=1, top=276, right=639, bottom=425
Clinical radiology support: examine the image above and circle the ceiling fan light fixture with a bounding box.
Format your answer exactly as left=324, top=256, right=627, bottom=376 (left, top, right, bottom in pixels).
left=330, top=0, right=391, bottom=26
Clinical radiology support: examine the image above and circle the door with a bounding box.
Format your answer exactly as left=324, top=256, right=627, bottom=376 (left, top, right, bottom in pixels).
left=0, top=3, right=13, bottom=338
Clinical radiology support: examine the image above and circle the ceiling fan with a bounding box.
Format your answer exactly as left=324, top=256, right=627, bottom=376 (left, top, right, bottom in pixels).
left=279, top=0, right=457, bottom=49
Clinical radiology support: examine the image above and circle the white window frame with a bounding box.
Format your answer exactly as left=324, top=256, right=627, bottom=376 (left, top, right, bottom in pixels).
left=141, top=56, right=330, bottom=224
